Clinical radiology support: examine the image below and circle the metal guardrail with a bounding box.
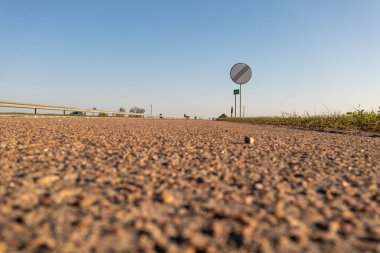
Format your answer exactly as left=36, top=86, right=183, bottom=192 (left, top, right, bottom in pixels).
left=0, top=100, right=145, bottom=117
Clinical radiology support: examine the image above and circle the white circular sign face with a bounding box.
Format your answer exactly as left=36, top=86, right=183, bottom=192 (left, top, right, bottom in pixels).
left=230, top=63, right=252, bottom=85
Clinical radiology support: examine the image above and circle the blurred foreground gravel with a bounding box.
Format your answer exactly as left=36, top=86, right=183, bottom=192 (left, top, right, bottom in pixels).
left=0, top=117, right=379, bottom=253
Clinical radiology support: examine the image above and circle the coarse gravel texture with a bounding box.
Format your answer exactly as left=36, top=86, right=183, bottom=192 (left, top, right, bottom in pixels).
left=0, top=117, right=379, bottom=253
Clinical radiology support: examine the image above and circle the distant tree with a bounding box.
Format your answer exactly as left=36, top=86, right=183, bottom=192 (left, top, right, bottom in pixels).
left=218, top=113, right=227, bottom=119
left=130, top=107, right=145, bottom=114
left=116, top=107, right=126, bottom=117
left=129, top=107, right=145, bottom=117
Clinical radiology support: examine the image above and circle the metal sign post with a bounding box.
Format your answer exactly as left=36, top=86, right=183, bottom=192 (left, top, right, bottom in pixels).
left=240, top=85, right=242, bottom=117
left=233, top=89, right=239, bottom=117
left=230, top=63, right=252, bottom=118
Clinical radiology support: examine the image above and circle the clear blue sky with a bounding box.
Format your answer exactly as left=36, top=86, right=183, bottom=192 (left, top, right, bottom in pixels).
left=1, top=0, right=379, bottom=117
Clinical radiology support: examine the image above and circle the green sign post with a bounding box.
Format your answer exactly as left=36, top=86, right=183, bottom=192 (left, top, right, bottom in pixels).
left=233, top=89, right=239, bottom=117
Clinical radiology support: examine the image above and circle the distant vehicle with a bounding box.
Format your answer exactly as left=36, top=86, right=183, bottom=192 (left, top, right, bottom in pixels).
left=70, top=111, right=85, bottom=116
left=159, top=113, right=164, bottom=119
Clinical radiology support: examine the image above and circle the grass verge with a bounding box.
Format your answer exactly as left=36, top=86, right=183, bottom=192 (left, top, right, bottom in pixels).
left=219, top=109, right=380, bottom=133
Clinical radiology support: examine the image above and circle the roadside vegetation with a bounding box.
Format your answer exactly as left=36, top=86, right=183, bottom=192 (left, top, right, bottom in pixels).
left=219, top=108, right=380, bottom=133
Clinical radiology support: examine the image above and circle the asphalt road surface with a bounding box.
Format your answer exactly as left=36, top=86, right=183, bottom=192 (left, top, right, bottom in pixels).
left=0, top=117, right=379, bottom=253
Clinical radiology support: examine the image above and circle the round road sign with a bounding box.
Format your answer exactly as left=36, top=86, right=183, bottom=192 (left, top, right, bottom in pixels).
left=230, top=63, right=252, bottom=85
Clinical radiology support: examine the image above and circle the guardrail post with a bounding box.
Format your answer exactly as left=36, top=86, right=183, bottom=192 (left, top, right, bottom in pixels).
left=63, top=110, right=65, bottom=115
left=34, top=108, right=37, bottom=114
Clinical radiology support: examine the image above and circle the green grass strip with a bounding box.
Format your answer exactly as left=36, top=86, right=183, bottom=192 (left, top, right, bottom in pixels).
left=219, top=110, right=380, bottom=133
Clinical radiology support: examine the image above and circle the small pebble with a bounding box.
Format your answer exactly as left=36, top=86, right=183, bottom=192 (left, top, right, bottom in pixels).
left=244, top=136, right=254, bottom=144
left=255, top=183, right=264, bottom=190
left=161, top=192, right=175, bottom=204
left=0, top=242, right=7, bottom=253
